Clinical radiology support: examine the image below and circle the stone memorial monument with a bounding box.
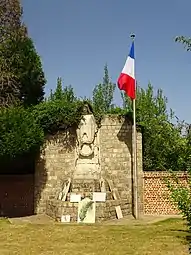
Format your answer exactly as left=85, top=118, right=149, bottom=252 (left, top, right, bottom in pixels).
left=35, top=101, right=143, bottom=223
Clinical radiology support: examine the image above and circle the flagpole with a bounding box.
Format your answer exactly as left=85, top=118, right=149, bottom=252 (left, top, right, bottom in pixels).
left=131, top=34, right=138, bottom=219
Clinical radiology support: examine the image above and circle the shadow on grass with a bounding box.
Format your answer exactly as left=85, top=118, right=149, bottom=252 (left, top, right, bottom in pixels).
left=150, top=217, right=191, bottom=252
left=170, top=228, right=191, bottom=253
left=151, top=217, right=183, bottom=226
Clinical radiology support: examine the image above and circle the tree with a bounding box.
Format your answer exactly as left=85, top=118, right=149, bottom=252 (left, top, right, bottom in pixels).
left=53, top=77, right=63, bottom=100
left=49, top=77, right=77, bottom=103
left=0, top=106, right=44, bottom=162
left=122, top=83, right=187, bottom=171
left=165, top=35, right=191, bottom=243
left=0, top=0, right=26, bottom=43
left=92, top=64, right=116, bottom=115
left=14, top=37, right=46, bottom=106
left=175, top=36, right=191, bottom=51
left=0, top=0, right=23, bottom=106
left=0, top=53, right=20, bottom=106
left=0, top=0, right=46, bottom=106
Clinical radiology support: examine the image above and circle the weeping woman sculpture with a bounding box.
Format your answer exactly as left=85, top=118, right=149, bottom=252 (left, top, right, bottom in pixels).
left=74, top=103, right=100, bottom=179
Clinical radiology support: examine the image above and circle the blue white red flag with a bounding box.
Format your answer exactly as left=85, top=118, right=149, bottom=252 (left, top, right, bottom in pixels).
left=117, top=42, right=136, bottom=99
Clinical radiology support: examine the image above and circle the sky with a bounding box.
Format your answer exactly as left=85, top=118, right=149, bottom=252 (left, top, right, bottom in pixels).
left=22, top=0, right=191, bottom=123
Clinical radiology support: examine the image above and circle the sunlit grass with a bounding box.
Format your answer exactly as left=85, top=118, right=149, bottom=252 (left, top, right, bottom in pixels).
left=0, top=218, right=189, bottom=255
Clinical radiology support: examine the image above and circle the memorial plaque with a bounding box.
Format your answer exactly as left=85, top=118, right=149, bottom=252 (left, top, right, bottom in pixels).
left=70, top=193, right=81, bottom=202
left=93, top=192, right=106, bottom=202
left=61, top=215, right=71, bottom=223
left=115, top=206, right=123, bottom=219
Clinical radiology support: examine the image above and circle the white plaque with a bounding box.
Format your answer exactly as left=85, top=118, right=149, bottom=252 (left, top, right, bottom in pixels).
left=93, top=192, right=106, bottom=202
left=115, top=206, right=123, bottom=219
left=70, top=193, right=81, bottom=202
left=61, top=215, right=71, bottom=223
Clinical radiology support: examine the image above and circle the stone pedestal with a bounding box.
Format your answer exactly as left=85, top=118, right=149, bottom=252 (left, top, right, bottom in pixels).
left=73, top=164, right=101, bottom=179
left=46, top=199, right=131, bottom=223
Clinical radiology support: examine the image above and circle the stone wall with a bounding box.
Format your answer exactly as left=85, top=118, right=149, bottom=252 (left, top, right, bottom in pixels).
left=100, top=116, right=143, bottom=214
left=35, top=115, right=143, bottom=217
left=144, top=171, right=188, bottom=215
left=46, top=199, right=131, bottom=222
left=34, top=128, right=76, bottom=214
left=99, top=116, right=132, bottom=200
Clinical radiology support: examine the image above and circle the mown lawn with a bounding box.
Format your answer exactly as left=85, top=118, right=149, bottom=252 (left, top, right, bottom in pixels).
left=0, top=218, right=189, bottom=255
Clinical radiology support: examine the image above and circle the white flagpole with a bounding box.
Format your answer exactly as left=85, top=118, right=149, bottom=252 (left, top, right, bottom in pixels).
left=133, top=97, right=138, bottom=219
left=131, top=34, right=138, bottom=219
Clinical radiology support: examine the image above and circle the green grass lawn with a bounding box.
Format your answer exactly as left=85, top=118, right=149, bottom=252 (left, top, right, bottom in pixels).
left=0, top=218, right=189, bottom=255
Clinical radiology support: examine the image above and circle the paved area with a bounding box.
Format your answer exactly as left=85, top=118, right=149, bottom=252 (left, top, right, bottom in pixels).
left=8, top=215, right=55, bottom=225
left=8, top=214, right=182, bottom=225
left=103, top=214, right=182, bottom=225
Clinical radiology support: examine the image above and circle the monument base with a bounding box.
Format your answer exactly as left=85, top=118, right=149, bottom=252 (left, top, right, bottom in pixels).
left=73, top=164, right=101, bottom=180
left=45, top=177, right=131, bottom=223
left=46, top=199, right=131, bottom=223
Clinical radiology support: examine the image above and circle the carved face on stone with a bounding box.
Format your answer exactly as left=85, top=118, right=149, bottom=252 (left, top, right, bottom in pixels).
left=82, top=104, right=91, bottom=115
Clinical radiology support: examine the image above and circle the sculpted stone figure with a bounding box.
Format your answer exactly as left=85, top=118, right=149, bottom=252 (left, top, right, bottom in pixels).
left=74, top=103, right=100, bottom=179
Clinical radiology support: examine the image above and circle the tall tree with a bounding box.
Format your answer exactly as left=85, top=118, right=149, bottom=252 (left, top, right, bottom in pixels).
left=49, top=77, right=77, bottom=103
left=122, top=83, right=187, bottom=171
left=53, top=77, right=63, bottom=100
left=0, top=0, right=25, bottom=42
left=165, top=35, right=191, bottom=235
left=0, top=0, right=46, bottom=106
left=175, top=36, right=191, bottom=51
left=174, top=35, right=191, bottom=169
left=92, top=64, right=115, bottom=114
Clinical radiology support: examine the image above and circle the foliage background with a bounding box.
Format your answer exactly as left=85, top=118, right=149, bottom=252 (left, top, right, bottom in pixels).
left=0, top=0, right=190, bottom=173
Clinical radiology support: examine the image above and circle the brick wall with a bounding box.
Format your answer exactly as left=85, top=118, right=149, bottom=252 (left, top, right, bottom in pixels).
left=144, top=171, right=188, bottom=215
left=0, top=174, right=34, bottom=217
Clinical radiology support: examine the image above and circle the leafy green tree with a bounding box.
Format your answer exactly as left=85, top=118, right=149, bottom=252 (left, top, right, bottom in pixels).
left=166, top=36, right=191, bottom=243
left=49, top=77, right=77, bottom=103
left=167, top=175, right=191, bottom=240
left=0, top=106, right=44, bottom=162
left=0, top=0, right=26, bottom=43
left=0, top=0, right=23, bottom=106
left=0, top=0, right=46, bottom=106
left=92, top=64, right=116, bottom=115
left=62, top=85, right=77, bottom=103
left=15, top=37, right=46, bottom=106
left=175, top=36, right=191, bottom=51
left=122, top=83, right=187, bottom=171
left=53, top=77, right=63, bottom=100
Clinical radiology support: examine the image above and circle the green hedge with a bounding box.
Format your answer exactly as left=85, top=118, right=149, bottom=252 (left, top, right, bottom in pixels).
left=0, top=99, right=83, bottom=161
left=32, top=99, right=83, bottom=133
left=0, top=106, right=44, bottom=160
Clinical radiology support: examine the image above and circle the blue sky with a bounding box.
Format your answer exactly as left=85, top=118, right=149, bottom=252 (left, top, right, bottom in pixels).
left=22, top=0, right=191, bottom=122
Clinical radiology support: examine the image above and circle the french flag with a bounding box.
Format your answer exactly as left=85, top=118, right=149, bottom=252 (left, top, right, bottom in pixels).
left=117, top=42, right=136, bottom=100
